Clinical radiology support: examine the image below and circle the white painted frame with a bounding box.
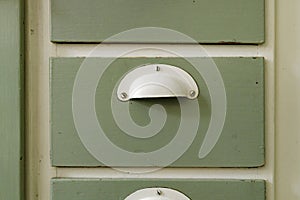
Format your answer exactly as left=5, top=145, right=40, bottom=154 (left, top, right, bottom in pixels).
left=275, top=0, right=300, bottom=199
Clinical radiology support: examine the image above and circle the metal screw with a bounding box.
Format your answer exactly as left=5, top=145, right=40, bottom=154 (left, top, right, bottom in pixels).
left=189, top=90, right=196, bottom=97
left=156, top=66, right=160, bottom=71
left=156, top=189, right=162, bottom=196
left=120, top=92, right=127, bottom=99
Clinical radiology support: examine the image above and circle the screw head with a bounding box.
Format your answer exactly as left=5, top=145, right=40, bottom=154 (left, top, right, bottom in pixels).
left=189, top=90, right=196, bottom=98
left=120, top=92, right=127, bottom=99
left=156, top=189, right=162, bottom=196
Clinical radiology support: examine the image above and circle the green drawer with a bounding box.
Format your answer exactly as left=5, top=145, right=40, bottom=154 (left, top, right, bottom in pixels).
left=51, top=0, right=264, bottom=43
left=0, top=0, right=24, bottom=199
left=50, top=57, right=264, bottom=167
left=51, top=179, right=266, bottom=200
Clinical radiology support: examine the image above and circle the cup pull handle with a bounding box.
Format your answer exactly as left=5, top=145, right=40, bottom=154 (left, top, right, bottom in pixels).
left=117, top=64, right=199, bottom=101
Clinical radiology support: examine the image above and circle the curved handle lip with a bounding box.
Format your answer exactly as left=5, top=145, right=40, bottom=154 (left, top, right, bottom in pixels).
left=117, top=64, right=199, bottom=101
left=124, top=187, right=191, bottom=200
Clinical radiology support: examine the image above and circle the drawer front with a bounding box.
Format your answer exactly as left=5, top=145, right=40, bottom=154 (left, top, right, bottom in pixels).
left=51, top=179, right=266, bottom=200
left=51, top=0, right=264, bottom=43
left=50, top=57, right=264, bottom=167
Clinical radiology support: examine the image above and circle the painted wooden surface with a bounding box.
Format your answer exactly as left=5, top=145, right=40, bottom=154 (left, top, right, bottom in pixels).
left=50, top=0, right=265, bottom=44
left=51, top=178, right=266, bottom=200
left=0, top=0, right=24, bottom=199
left=276, top=0, right=300, bottom=199
left=50, top=57, right=264, bottom=167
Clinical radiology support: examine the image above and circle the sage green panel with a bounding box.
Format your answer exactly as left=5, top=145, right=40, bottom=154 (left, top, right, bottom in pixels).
left=51, top=179, right=266, bottom=200
left=51, top=0, right=264, bottom=44
left=51, top=57, right=264, bottom=167
left=0, top=0, right=24, bottom=199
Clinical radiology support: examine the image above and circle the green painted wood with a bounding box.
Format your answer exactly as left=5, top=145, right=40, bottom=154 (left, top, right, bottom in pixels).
left=51, top=178, right=266, bottom=200
left=0, top=0, right=24, bottom=200
left=51, top=0, right=265, bottom=44
left=50, top=57, right=264, bottom=167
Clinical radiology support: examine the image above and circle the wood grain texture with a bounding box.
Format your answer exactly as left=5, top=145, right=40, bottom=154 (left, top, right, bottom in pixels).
left=50, top=57, right=264, bottom=167
left=0, top=0, right=24, bottom=199
left=51, top=178, right=266, bottom=200
left=50, top=0, right=265, bottom=44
